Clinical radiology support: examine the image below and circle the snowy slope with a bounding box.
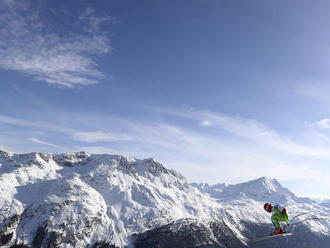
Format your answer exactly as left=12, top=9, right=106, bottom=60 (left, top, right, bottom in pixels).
left=0, top=149, right=329, bottom=248
left=0, top=150, right=232, bottom=247
left=321, top=200, right=330, bottom=208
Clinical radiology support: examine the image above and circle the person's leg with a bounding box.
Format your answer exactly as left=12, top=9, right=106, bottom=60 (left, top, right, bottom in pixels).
left=271, top=215, right=280, bottom=228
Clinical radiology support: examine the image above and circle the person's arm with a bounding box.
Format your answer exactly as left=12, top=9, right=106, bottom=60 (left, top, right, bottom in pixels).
left=282, top=209, right=290, bottom=225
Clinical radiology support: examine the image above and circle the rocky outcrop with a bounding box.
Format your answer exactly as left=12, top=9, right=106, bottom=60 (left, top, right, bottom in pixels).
left=134, top=218, right=247, bottom=248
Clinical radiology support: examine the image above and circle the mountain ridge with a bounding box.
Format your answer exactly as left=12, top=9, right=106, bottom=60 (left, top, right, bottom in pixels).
left=0, top=150, right=329, bottom=247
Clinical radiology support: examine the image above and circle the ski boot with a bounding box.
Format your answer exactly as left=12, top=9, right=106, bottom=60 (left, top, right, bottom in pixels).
left=272, top=227, right=284, bottom=235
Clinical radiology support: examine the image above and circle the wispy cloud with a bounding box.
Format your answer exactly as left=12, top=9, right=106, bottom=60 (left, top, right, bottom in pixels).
left=28, top=138, right=60, bottom=148
left=302, top=119, right=330, bottom=144
left=80, top=8, right=117, bottom=33
left=155, top=107, right=330, bottom=160
left=72, top=123, right=208, bottom=151
left=72, top=131, right=134, bottom=143
left=294, top=83, right=330, bottom=103
left=199, top=120, right=212, bottom=127
left=0, top=114, right=75, bottom=134
left=0, top=1, right=112, bottom=88
left=4, top=108, right=330, bottom=162
left=74, top=116, right=330, bottom=194
left=308, top=118, right=330, bottom=129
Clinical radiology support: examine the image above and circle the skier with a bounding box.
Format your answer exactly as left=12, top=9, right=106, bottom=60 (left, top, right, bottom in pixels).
left=264, top=203, right=290, bottom=235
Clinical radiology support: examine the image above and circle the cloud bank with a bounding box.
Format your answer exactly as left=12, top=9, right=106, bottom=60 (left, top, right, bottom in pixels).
left=1, top=108, right=330, bottom=197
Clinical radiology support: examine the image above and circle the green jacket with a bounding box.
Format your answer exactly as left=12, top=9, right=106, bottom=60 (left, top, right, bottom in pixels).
left=271, top=204, right=290, bottom=228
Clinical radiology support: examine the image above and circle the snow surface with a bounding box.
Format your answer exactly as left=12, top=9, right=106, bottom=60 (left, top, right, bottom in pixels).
left=0, top=150, right=329, bottom=247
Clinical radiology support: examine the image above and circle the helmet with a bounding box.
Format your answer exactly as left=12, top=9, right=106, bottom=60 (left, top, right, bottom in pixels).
left=264, top=203, right=272, bottom=213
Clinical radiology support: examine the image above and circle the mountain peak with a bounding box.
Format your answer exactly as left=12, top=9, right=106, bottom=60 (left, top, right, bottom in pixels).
left=193, top=177, right=296, bottom=203
left=220, top=176, right=296, bottom=202
left=247, top=176, right=281, bottom=191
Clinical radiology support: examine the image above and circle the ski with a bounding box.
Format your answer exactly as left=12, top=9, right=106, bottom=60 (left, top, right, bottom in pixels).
left=251, top=232, right=292, bottom=243
left=251, top=229, right=312, bottom=243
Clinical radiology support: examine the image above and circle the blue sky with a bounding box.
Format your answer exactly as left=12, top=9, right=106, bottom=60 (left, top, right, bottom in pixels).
left=1, top=0, right=330, bottom=199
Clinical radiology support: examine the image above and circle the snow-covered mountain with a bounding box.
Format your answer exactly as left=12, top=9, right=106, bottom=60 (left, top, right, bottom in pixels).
left=0, top=150, right=329, bottom=248
left=321, top=200, right=330, bottom=208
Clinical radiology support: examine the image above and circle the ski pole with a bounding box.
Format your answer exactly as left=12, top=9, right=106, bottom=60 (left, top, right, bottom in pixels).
left=290, top=212, right=311, bottom=222
left=292, top=217, right=328, bottom=226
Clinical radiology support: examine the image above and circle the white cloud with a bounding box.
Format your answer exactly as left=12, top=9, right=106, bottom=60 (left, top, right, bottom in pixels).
left=0, top=114, right=37, bottom=127
left=0, top=114, right=76, bottom=134
left=80, top=8, right=117, bottom=33
left=312, top=119, right=330, bottom=129
left=73, top=123, right=209, bottom=151
left=200, top=120, right=212, bottom=127
left=72, top=131, right=134, bottom=143
left=303, top=119, right=330, bottom=144
left=28, top=138, right=60, bottom=148
left=293, top=82, right=330, bottom=105
left=4, top=108, right=330, bottom=163
left=0, top=1, right=112, bottom=88
left=155, top=107, right=330, bottom=160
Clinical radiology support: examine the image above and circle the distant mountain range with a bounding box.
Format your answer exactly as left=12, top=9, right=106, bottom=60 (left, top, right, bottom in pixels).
left=0, top=150, right=329, bottom=247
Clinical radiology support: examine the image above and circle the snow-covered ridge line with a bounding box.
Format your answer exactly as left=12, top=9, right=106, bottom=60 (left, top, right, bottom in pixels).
left=0, top=150, right=184, bottom=179
left=0, top=150, right=223, bottom=247
left=0, top=150, right=329, bottom=248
